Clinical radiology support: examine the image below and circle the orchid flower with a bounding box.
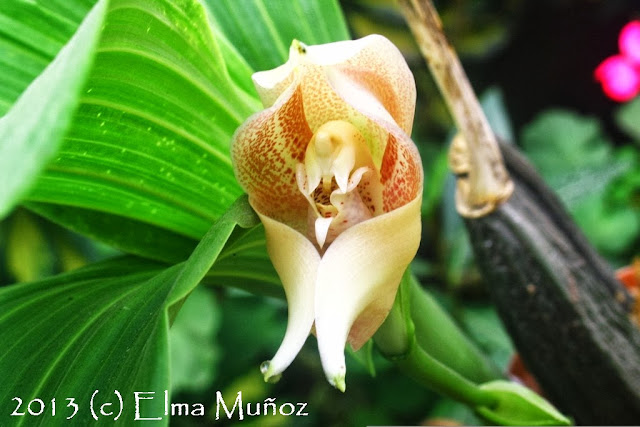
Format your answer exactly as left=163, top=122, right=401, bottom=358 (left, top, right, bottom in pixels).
left=231, top=35, right=423, bottom=391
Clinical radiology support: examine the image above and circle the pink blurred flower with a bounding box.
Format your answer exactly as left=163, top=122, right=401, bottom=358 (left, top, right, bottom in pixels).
left=595, top=55, right=640, bottom=102
left=595, top=20, right=640, bottom=102
left=619, top=20, right=640, bottom=65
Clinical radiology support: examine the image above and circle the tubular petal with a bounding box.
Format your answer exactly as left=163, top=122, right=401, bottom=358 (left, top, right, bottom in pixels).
left=314, top=195, right=422, bottom=388
left=256, top=210, right=321, bottom=380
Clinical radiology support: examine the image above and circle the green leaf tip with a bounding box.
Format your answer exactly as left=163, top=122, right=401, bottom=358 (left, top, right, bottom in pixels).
left=0, top=0, right=108, bottom=219
left=476, top=380, right=572, bottom=426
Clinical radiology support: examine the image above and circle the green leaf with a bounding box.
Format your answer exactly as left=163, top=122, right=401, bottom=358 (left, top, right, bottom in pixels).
left=481, top=86, right=514, bottom=143
left=0, top=195, right=259, bottom=425
left=205, top=0, right=350, bottom=72
left=5, top=209, right=55, bottom=282
left=521, top=109, right=639, bottom=255
left=476, top=380, right=572, bottom=426
left=0, top=0, right=107, bottom=219
left=0, top=0, right=96, bottom=114
left=205, top=224, right=283, bottom=299
left=521, top=110, right=617, bottom=190
left=0, top=257, right=170, bottom=425
left=169, top=286, right=220, bottom=394
left=165, top=194, right=259, bottom=305
left=347, top=340, right=376, bottom=377
left=458, top=304, right=514, bottom=370
left=427, top=398, right=483, bottom=426
left=615, top=96, right=640, bottom=142
left=25, top=202, right=198, bottom=264
left=216, top=294, right=286, bottom=384
left=23, top=0, right=260, bottom=242
left=2, top=0, right=350, bottom=261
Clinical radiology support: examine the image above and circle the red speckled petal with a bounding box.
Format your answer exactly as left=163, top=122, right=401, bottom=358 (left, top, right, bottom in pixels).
left=299, top=64, right=390, bottom=170
left=250, top=36, right=416, bottom=173
left=231, top=85, right=312, bottom=232
left=379, top=126, right=423, bottom=212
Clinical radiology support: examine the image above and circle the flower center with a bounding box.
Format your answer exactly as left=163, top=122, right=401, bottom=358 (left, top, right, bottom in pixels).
left=296, top=120, right=378, bottom=249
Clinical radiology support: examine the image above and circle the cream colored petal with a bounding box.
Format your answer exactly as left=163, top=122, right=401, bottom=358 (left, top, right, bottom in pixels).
left=255, top=209, right=321, bottom=382
left=323, top=35, right=416, bottom=136
left=314, top=195, right=422, bottom=390
left=314, top=216, right=333, bottom=249
left=253, top=36, right=369, bottom=109
left=252, top=61, right=295, bottom=108
left=299, top=64, right=390, bottom=169
left=304, top=37, right=370, bottom=65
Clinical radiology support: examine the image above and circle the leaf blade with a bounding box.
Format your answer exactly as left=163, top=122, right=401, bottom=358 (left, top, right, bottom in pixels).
left=0, top=0, right=107, bottom=219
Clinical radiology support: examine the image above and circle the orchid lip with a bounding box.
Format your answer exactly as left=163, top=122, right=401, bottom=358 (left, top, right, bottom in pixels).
left=296, top=120, right=379, bottom=249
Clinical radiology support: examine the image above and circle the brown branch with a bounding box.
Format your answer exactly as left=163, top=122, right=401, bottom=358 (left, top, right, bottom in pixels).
left=398, top=0, right=513, bottom=217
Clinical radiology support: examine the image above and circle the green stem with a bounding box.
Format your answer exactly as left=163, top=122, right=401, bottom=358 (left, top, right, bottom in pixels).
left=395, top=343, right=498, bottom=408
left=374, top=270, right=502, bottom=408
left=408, top=275, right=502, bottom=382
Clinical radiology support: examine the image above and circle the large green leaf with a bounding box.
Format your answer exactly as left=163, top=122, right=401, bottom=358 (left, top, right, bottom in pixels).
left=0, top=196, right=259, bottom=426
left=24, top=0, right=260, bottom=241
left=0, top=0, right=96, bottom=114
left=205, top=0, right=350, bottom=71
left=0, top=0, right=107, bottom=219
left=0, top=257, right=169, bottom=425
left=25, top=201, right=199, bottom=264
left=205, top=224, right=283, bottom=298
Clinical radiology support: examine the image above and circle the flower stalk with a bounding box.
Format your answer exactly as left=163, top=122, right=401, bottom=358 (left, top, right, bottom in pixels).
left=395, top=341, right=498, bottom=409
left=374, top=271, right=501, bottom=406
left=374, top=272, right=571, bottom=425
left=407, top=274, right=502, bottom=383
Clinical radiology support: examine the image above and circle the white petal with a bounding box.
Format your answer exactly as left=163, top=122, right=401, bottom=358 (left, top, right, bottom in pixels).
left=314, top=195, right=422, bottom=389
left=254, top=209, right=321, bottom=381
left=252, top=62, right=295, bottom=108
left=326, top=70, right=397, bottom=130
left=305, top=37, right=370, bottom=66
left=331, top=144, right=355, bottom=193
left=314, top=216, right=334, bottom=249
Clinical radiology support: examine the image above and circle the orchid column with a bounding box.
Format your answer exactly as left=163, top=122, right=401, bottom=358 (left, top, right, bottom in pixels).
left=231, top=35, right=423, bottom=391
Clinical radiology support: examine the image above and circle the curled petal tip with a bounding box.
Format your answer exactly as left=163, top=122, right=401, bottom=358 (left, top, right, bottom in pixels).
left=330, top=373, right=346, bottom=392
left=291, top=39, right=308, bottom=56
left=260, top=360, right=283, bottom=384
